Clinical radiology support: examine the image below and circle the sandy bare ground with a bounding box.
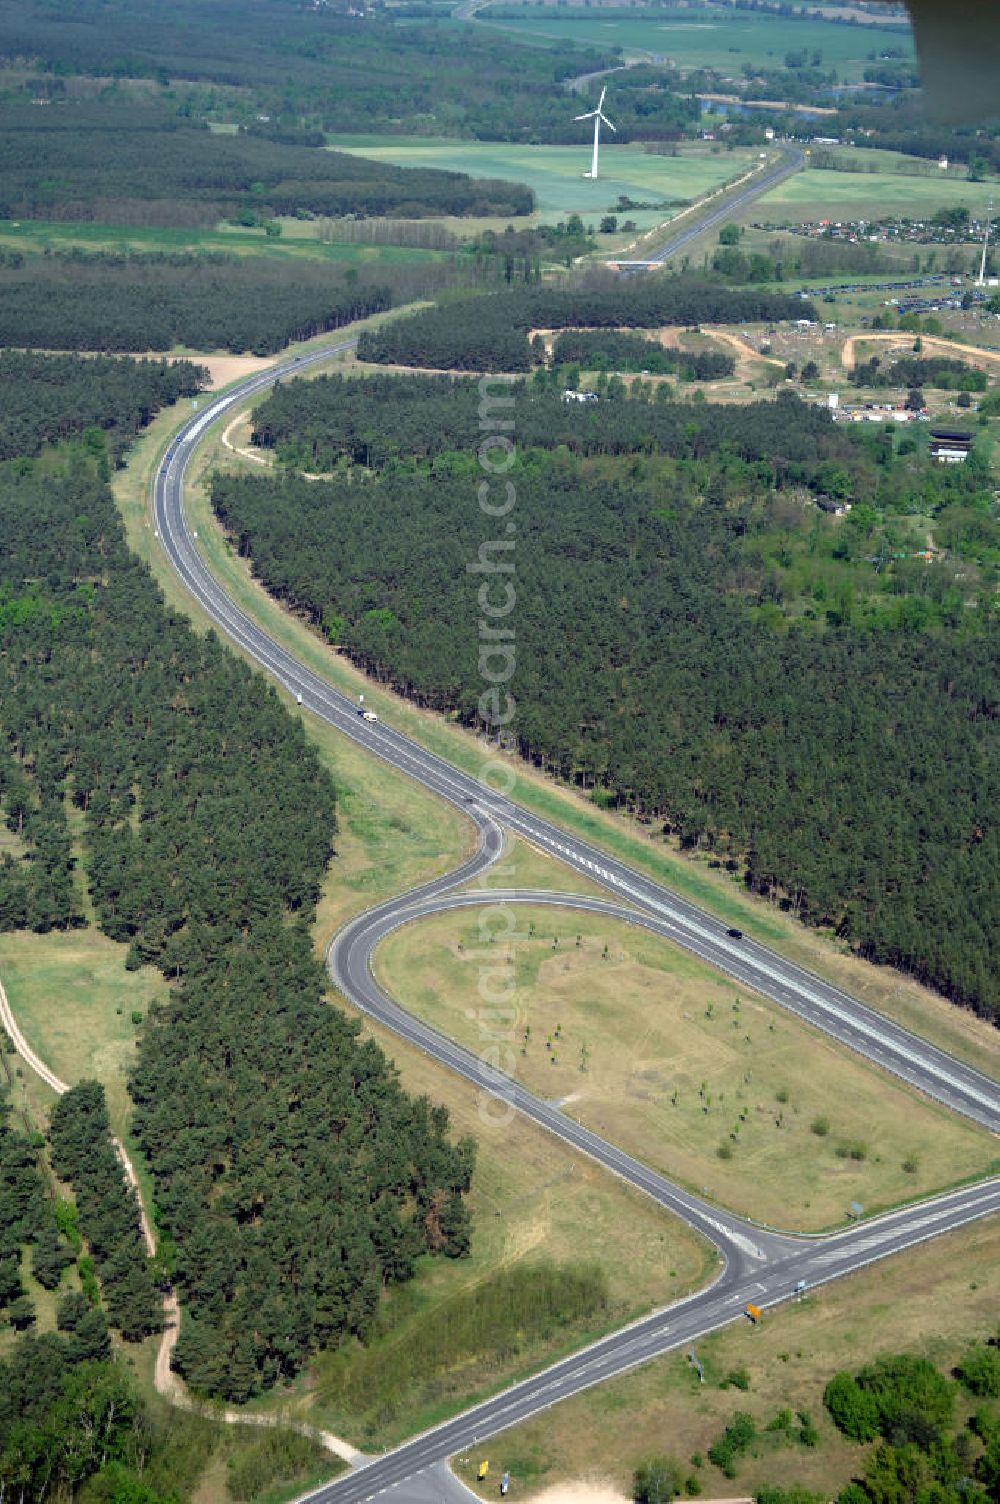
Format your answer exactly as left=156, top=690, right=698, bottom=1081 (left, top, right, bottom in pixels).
left=189, top=353, right=277, bottom=390
left=0, top=967, right=360, bottom=1464
left=841, top=331, right=1000, bottom=372
left=529, top=1488, right=750, bottom=1504
left=710, top=329, right=785, bottom=374
left=529, top=1486, right=627, bottom=1504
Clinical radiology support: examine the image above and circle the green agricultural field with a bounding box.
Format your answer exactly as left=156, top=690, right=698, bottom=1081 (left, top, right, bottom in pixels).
left=759, top=153, right=1000, bottom=221
left=375, top=906, right=997, bottom=1232
left=468, top=5, right=913, bottom=80
left=330, top=137, right=758, bottom=231
left=0, top=216, right=438, bottom=264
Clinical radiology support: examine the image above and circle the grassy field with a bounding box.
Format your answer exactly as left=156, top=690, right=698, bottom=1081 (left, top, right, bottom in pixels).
left=453, top=1212, right=1000, bottom=1501
left=330, top=137, right=758, bottom=232
left=108, top=334, right=1000, bottom=1093
left=759, top=152, right=1000, bottom=220
left=468, top=5, right=913, bottom=79
left=458, top=832, right=616, bottom=901
left=0, top=929, right=169, bottom=1140
left=0, top=216, right=439, bottom=264
left=375, top=906, right=996, bottom=1232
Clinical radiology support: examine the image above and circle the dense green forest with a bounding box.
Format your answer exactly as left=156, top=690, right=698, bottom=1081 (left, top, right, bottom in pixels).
left=217, top=381, right=1000, bottom=1021
left=548, top=330, right=734, bottom=379
left=0, top=251, right=401, bottom=353
left=0, top=445, right=475, bottom=1397
left=0, top=102, right=533, bottom=225
left=0, top=350, right=206, bottom=461
left=0, top=0, right=699, bottom=143
left=0, top=1328, right=165, bottom=1501
left=356, top=282, right=816, bottom=370
left=249, top=372, right=841, bottom=472
left=49, top=1082, right=162, bottom=1343
left=850, top=355, right=989, bottom=393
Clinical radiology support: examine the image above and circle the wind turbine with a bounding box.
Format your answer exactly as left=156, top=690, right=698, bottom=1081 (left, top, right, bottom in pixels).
left=575, top=86, right=616, bottom=180
left=977, top=196, right=993, bottom=287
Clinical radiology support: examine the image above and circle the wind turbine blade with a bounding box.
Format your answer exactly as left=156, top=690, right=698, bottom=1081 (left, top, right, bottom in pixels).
left=599, top=113, right=617, bottom=131
left=598, top=85, right=607, bottom=110
left=574, top=110, right=596, bottom=121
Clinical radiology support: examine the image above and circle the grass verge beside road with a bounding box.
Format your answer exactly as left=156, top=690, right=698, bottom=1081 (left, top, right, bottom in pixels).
left=453, top=1213, right=1000, bottom=1501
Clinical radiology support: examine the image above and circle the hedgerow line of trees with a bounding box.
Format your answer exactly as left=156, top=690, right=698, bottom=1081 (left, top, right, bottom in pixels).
left=49, top=1081, right=162, bottom=1342
left=217, top=382, right=1000, bottom=1021
left=0, top=1075, right=75, bottom=1335
left=356, top=282, right=816, bottom=371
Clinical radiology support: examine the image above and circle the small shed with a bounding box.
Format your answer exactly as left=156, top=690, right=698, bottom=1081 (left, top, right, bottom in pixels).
left=929, top=427, right=973, bottom=463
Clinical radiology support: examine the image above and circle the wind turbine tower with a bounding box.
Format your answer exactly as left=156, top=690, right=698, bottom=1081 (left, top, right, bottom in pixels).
left=575, top=86, right=616, bottom=180
left=977, top=197, right=993, bottom=287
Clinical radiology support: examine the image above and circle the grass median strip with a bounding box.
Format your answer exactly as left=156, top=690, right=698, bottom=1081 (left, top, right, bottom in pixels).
left=375, top=905, right=997, bottom=1232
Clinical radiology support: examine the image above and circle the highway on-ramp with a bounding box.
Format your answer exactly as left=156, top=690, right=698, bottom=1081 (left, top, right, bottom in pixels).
left=151, top=326, right=998, bottom=1501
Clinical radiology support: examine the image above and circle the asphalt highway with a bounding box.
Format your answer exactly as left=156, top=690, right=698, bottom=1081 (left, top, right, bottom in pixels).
left=644, top=145, right=805, bottom=264
left=302, top=1177, right=1000, bottom=1504
left=151, top=312, right=998, bottom=1502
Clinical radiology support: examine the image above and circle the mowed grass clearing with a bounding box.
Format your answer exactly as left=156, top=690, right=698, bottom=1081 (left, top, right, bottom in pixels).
left=0, top=929, right=169, bottom=1142
left=330, top=137, right=758, bottom=230
left=468, top=6, right=912, bottom=79
left=375, top=906, right=997, bottom=1231
left=454, top=1213, right=1000, bottom=1501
